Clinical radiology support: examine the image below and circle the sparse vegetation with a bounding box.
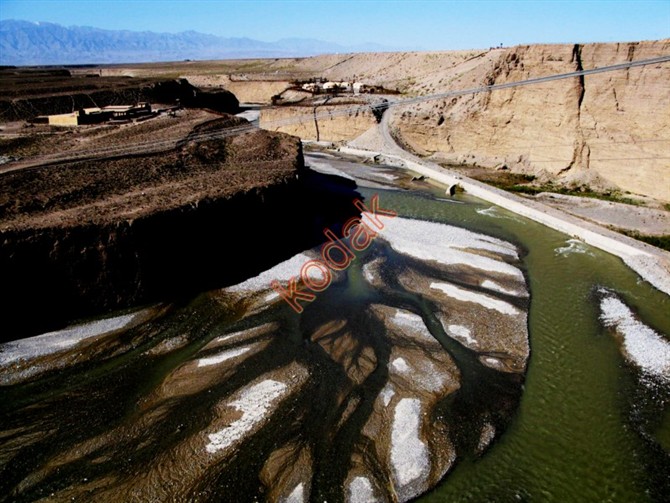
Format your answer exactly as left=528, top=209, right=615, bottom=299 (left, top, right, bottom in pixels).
left=504, top=183, right=642, bottom=206
left=446, top=164, right=647, bottom=206
left=449, top=167, right=536, bottom=188
left=479, top=175, right=641, bottom=206
left=612, top=229, right=670, bottom=252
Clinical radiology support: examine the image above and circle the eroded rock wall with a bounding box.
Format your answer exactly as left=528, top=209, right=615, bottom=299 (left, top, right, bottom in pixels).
left=182, top=75, right=292, bottom=104
left=260, top=104, right=378, bottom=142
left=391, top=41, right=670, bottom=201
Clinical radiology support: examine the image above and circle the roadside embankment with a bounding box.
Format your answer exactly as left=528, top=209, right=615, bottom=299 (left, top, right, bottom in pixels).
left=342, top=124, right=670, bottom=297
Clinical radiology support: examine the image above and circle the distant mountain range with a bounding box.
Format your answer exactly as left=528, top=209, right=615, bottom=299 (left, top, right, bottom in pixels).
left=0, top=20, right=397, bottom=65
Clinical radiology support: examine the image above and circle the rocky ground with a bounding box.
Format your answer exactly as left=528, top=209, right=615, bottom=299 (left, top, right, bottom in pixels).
left=0, top=115, right=298, bottom=230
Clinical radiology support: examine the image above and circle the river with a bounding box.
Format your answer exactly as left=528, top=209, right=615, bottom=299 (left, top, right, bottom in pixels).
left=1, top=151, right=668, bottom=502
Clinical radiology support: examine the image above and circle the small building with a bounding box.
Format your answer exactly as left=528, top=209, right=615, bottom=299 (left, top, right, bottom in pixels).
left=79, top=108, right=113, bottom=124
left=33, top=103, right=153, bottom=126
left=302, top=83, right=320, bottom=93
left=353, top=83, right=377, bottom=94
left=46, top=107, right=109, bottom=126
left=101, top=102, right=152, bottom=120
left=47, top=112, right=79, bottom=126
left=337, top=81, right=352, bottom=92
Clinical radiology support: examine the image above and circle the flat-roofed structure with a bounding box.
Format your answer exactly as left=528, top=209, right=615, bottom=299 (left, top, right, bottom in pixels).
left=32, top=103, right=153, bottom=126
left=46, top=107, right=109, bottom=126
left=102, top=102, right=152, bottom=119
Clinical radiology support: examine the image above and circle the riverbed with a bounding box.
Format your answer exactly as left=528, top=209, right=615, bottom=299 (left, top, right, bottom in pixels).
left=1, top=152, right=668, bottom=502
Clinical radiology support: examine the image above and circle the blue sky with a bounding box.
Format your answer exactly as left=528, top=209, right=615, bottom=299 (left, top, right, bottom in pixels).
left=1, top=0, right=668, bottom=49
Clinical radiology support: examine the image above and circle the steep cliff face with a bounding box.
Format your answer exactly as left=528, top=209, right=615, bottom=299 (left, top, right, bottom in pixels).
left=391, top=40, right=670, bottom=201
left=181, top=75, right=292, bottom=104
left=260, top=101, right=379, bottom=142
left=0, top=119, right=361, bottom=340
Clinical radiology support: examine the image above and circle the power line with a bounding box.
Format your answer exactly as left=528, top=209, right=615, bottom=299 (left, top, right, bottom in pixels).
left=11, top=55, right=670, bottom=167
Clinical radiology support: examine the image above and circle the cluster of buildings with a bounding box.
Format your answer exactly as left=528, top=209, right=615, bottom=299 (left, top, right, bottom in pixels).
left=300, top=81, right=377, bottom=95
left=32, top=103, right=154, bottom=127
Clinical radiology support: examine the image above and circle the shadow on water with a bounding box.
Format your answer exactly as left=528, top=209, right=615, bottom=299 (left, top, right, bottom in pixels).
left=0, top=183, right=530, bottom=502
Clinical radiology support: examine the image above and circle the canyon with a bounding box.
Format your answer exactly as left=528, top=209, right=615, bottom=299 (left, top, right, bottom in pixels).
left=1, top=38, right=669, bottom=503
left=170, top=40, right=670, bottom=202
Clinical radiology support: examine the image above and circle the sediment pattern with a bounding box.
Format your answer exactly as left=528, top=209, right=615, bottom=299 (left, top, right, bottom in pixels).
left=0, top=216, right=529, bottom=502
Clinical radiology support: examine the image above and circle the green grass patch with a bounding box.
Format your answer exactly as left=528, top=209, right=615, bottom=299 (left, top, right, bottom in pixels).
left=614, top=230, right=670, bottom=252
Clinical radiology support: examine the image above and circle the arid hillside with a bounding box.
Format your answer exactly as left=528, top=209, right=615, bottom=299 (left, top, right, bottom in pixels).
left=0, top=69, right=239, bottom=121
left=304, top=41, right=670, bottom=201
left=4, top=40, right=669, bottom=200
left=0, top=115, right=361, bottom=338
left=107, top=41, right=669, bottom=201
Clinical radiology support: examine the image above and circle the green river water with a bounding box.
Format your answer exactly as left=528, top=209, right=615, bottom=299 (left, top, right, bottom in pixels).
left=368, top=183, right=670, bottom=502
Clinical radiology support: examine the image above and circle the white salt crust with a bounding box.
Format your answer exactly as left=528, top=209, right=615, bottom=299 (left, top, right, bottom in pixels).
left=226, top=253, right=311, bottom=294
left=391, top=398, right=429, bottom=499
left=213, top=322, right=276, bottom=345
left=599, top=293, right=670, bottom=381
left=380, top=383, right=396, bottom=407
left=306, top=157, right=356, bottom=181
left=348, top=476, right=376, bottom=503
left=197, top=346, right=251, bottom=367
left=391, top=357, right=410, bottom=373
left=430, top=282, right=520, bottom=316
left=206, top=379, right=289, bottom=454
left=391, top=310, right=435, bottom=343
left=0, top=311, right=141, bottom=365
left=481, top=279, right=528, bottom=298
left=446, top=324, right=476, bottom=346
left=371, top=214, right=523, bottom=279
left=284, top=482, right=305, bottom=503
